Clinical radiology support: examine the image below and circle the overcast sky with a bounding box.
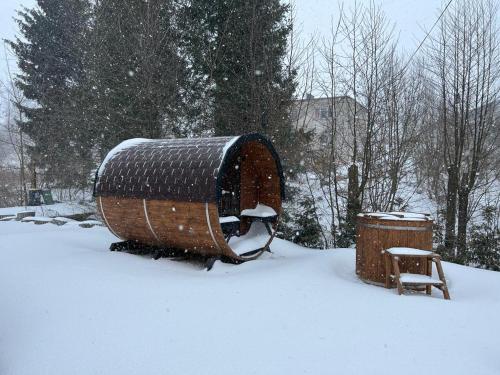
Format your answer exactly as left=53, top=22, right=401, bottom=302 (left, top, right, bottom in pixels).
left=294, top=0, right=443, bottom=52
left=0, top=0, right=444, bottom=80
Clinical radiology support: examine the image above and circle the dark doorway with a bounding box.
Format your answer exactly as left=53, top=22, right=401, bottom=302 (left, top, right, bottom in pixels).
left=219, top=151, right=241, bottom=217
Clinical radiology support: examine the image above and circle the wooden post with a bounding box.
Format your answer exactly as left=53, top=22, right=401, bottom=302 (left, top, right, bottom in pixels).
left=426, top=257, right=432, bottom=295
left=383, top=251, right=392, bottom=288
left=391, top=256, right=404, bottom=295
left=434, top=255, right=451, bottom=300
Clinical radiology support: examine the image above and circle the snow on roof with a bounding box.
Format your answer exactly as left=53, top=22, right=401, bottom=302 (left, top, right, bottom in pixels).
left=94, top=134, right=280, bottom=204
left=97, top=138, right=153, bottom=178
left=95, top=136, right=238, bottom=202
left=221, top=136, right=240, bottom=159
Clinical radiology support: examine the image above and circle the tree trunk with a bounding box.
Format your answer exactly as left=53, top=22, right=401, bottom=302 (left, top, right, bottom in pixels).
left=456, top=176, right=469, bottom=263
left=345, top=163, right=361, bottom=244
left=444, top=163, right=458, bottom=255
left=31, top=167, right=37, bottom=189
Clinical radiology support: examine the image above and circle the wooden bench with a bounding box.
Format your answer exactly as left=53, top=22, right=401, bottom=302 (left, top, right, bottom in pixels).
left=383, top=247, right=451, bottom=300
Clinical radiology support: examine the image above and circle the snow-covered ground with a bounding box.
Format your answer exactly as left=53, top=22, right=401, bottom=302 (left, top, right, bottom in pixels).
left=0, top=202, right=95, bottom=218
left=1, top=221, right=499, bottom=375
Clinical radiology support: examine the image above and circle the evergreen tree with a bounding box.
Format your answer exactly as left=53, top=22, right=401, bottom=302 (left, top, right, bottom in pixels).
left=181, top=0, right=296, bottom=149
left=339, top=164, right=361, bottom=247
left=9, top=0, right=93, bottom=188
left=89, top=0, right=186, bottom=156
left=465, top=206, right=500, bottom=271
left=292, top=195, right=323, bottom=248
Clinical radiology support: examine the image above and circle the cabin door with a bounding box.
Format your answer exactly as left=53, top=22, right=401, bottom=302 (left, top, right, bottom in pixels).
left=220, top=155, right=241, bottom=217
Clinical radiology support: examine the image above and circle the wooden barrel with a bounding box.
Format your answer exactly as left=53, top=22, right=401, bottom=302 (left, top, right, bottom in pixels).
left=356, top=212, right=433, bottom=286
left=94, top=133, right=285, bottom=262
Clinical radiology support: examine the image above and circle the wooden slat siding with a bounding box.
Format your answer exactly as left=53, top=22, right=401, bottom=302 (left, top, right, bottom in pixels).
left=96, top=136, right=284, bottom=261
left=97, top=196, right=123, bottom=240
left=207, top=203, right=237, bottom=258
left=239, top=141, right=282, bottom=235
left=98, top=196, right=238, bottom=259
left=356, top=214, right=433, bottom=286
left=240, top=143, right=258, bottom=218
left=147, top=199, right=217, bottom=254
left=100, top=196, right=153, bottom=244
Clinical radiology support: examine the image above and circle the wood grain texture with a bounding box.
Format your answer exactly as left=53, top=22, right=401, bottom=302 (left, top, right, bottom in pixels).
left=239, top=141, right=281, bottom=235
left=96, top=136, right=284, bottom=261
left=356, top=215, right=433, bottom=286
left=98, top=196, right=236, bottom=259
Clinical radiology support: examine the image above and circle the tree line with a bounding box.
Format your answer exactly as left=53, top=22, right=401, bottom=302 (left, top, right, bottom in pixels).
left=284, top=0, right=499, bottom=269
left=5, top=0, right=300, bottom=188
left=1, top=0, right=498, bottom=269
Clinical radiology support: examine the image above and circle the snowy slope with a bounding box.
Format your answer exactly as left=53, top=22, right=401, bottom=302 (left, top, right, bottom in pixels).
left=0, top=221, right=499, bottom=375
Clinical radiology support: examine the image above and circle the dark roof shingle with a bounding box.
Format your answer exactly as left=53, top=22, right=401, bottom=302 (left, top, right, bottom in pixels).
left=95, top=136, right=237, bottom=202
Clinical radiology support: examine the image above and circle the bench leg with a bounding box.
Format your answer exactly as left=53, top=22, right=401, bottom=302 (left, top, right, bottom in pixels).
left=434, top=258, right=451, bottom=300
left=153, top=249, right=162, bottom=260
left=264, top=222, right=273, bottom=236
left=384, top=252, right=392, bottom=288
left=205, top=256, right=220, bottom=271
left=391, top=256, right=404, bottom=295
left=426, top=258, right=432, bottom=295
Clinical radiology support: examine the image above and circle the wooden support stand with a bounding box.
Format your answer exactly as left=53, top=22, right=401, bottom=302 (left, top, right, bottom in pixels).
left=384, top=248, right=451, bottom=300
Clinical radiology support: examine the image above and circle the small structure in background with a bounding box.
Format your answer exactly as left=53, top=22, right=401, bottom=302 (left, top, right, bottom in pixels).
left=94, top=133, right=285, bottom=265
left=27, top=189, right=54, bottom=206
left=356, top=212, right=451, bottom=299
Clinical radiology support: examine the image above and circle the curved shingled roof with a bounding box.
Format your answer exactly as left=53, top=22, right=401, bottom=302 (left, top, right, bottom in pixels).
left=94, top=133, right=284, bottom=203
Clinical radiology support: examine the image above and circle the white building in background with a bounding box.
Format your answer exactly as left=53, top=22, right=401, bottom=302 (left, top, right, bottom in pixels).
left=291, top=95, right=366, bottom=163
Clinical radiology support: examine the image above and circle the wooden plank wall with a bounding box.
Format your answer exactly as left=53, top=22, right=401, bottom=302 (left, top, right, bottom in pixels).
left=239, top=141, right=282, bottom=235
left=98, top=196, right=235, bottom=258
left=96, top=139, right=284, bottom=260
left=356, top=216, right=433, bottom=285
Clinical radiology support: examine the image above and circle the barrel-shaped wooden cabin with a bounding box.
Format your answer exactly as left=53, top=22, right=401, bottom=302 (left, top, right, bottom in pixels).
left=94, top=133, right=285, bottom=262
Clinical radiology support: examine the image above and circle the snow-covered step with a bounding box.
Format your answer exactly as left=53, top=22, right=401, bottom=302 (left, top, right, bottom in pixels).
left=386, top=247, right=433, bottom=256
left=399, top=273, right=443, bottom=285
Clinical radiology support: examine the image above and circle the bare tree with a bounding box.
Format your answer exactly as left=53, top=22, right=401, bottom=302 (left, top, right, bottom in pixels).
left=317, top=2, right=396, bottom=243
left=367, top=56, right=430, bottom=212
left=0, top=42, right=30, bottom=206
left=425, top=0, right=499, bottom=259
